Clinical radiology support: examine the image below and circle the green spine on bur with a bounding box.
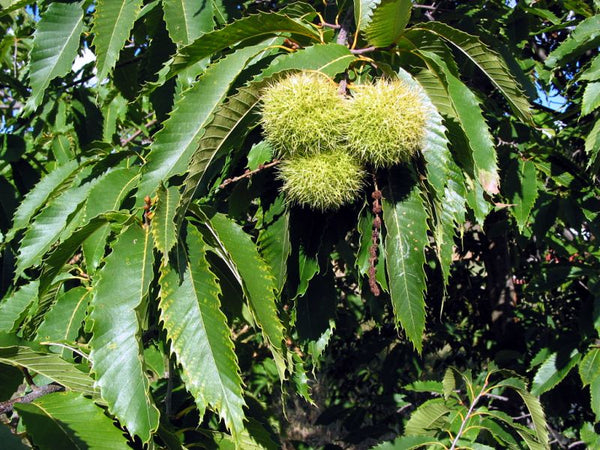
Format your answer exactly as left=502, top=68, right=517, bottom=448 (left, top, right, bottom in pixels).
left=260, top=71, right=346, bottom=157
left=345, top=79, right=427, bottom=168
left=278, top=150, right=366, bottom=211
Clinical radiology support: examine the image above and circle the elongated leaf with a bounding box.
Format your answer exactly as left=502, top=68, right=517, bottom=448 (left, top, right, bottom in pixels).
left=163, top=0, right=214, bottom=45
left=258, top=196, right=291, bottom=294
left=404, top=398, right=451, bottom=435
left=421, top=50, right=499, bottom=194
left=442, top=368, right=456, bottom=400
left=0, top=346, right=95, bottom=395
left=139, top=41, right=272, bottom=198
left=159, top=228, right=245, bottom=439
left=7, top=160, right=79, bottom=242
left=26, top=2, right=84, bottom=111
left=89, top=224, right=159, bottom=442
left=372, top=435, right=438, bottom=449
left=382, top=170, right=429, bottom=352
left=259, top=43, right=356, bottom=79
left=582, top=81, right=600, bottom=116
left=0, top=0, right=32, bottom=17
left=545, top=15, right=600, bottom=68
left=92, top=0, right=143, bottom=81
left=531, top=349, right=581, bottom=396
left=152, top=185, right=180, bottom=260
left=580, top=349, right=600, bottom=386
left=0, top=281, right=38, bottom=333
left=413, top=21, right=532, bottom=124
left=581, top=54, right=600, bottom=81
left=209, top=213, right=286, bottom=378
left=181, top=43, right=356, bottom=213
left=364, top=0, right=411, bottom=47
left=591, top=377, right=600, bottom=420
left=354, top=0, right=380, bottom=35
left=585, top=119, right=600, bottom=170
left=16, top=392, right=130, bottom=450
left=504, top=158, right=538, bottom=232
left=166, top=12, right=320, bottom=79
left=16, top=181, right=96, bottom=277
left=82, top=168, right=140, bottom=271
left=35, top=287, right=90, bottom=359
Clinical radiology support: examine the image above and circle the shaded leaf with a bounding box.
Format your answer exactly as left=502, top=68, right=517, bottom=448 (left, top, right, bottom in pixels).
left=0, top=345, right=95, bottom=395
left=372, top=435, right=438, bottom=449
left=580, top=348, right=600, bottom=386
left=16, top=391, right=130, bottom=450
left=92, top=0, right=144, bottom=81
left=258, top=196, right=291, bottom=294
left=89, top=224, right=159, bottom=442
left=531, top=348, right=581, bottom=396
left=504, top=158, right=538, bottom=232
left=404, top=398, right=451, bottom=435
left=159, top=227, right=245, bottom=439
left=585, top=119, right=600, bottom=170
left=582, top=81, right=600, bottom=116
left=382, top=170, right=428, bottom=352
left=26, top=2, right=84, bottom=111
left=413, top=21, right=532, bottom=123
left=581, top=54, right=600, bottom=81
left=209, top=213, right=287, bottom=378
left=545, top=15, right=600, bottom=67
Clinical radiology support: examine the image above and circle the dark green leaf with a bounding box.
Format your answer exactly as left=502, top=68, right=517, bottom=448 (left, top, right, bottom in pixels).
left=545, top=15, right=600, bottom=67
left=0, top=280, right=38, bottom=333
left=258, top=196, right=291, bottom=294
left=364, top=0, right=412, bottom=47
left=163, top=0, right=214, bottom=45
left=580, top=348, right=600, bottom=386
left=531, top=348, right=581, bottom=395
left=152, top=184, right=180, bottom=260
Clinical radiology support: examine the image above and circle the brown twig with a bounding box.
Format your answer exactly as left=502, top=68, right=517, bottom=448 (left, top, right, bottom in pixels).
left=0, top=384, right=64, bottom=415
left=369, top=174, right=383, bottom=296
left=351, top=46, right=377, bottom=55
left=320, top=21, right=341, bottom=29
left=218, top=159, right=281, bottom=189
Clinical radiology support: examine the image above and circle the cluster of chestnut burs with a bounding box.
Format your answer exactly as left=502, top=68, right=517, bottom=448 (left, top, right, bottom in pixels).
left=260, top=71, right=427, bottom=210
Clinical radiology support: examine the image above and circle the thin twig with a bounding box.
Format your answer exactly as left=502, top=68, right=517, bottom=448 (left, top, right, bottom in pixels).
left=218, top=159, right=281, bottom=189
left=449, top=378, right=489, bottom=450
left=320, top=21, right=341, bottom=29
left=351, top=46, right=376, bottom=55
left=0, top=385, right=64, bottom=415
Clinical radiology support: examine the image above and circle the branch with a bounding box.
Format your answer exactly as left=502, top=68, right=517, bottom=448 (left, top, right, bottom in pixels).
left=351, top=46, right=376, bottom=55
left=120, top=118, right=157, bottom=147
left=0, top=384, right=64, bottom=415
left=218, top=159, right=281, bottom=189
left=449, top=378, right=489, bottom=450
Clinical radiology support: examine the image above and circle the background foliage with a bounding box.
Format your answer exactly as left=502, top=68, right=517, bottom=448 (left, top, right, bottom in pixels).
left=0, top=0, right=599, bottom=448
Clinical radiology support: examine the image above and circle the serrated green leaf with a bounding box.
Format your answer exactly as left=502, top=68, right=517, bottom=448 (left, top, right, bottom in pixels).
left=421, top=50, right=499, bottom=195
left=159, top=227, right=245, bottom=440
left=26, top=1, right=84, bottom=111
left=258, top=196, right=291, bottom=294
left=442, top=368, right=456, bottom=400
left=92, top=0, right=144, bottom=81
left=259, top=43, right=356, bottom=79
left=165, top=12, right=320, bottom=79
left=163, top=0, right=214, bottom=45
left=586, top=119, right=600, bottom=170
left=514, top=388, right=549, bottom=447
left=582, top=81, right=600, bottom=116
left=16, top=392, right=130, bottom=450
left=531, top=348, right=580, bottom=396
left=591, top=377, right=600, bottom=421
left=89, top=224, right=159, bottom=442
left=0, top=345, right=95, bottom=395
left=82, top=168, right=140, bottom=272
left=35, top=287, right=90, bottom=359
left=582, top=54, right=600, bottom=81
left=413, top=21, right=532, bottom=124
left=7, top=160, right=79, bottom=243
left=0, top=0, right=32, bottom=17
left=139, top=41, right=272, bottom=198
left=0, top=280, right=38, bottom=333
left=152, top=185, right=180, bottom=261
left=404, top=380, right=444, bottom=393
left=405, top=398, right=451, bottom=435
left=354, top=0, right=380, bottom=35
left=545, top=15, right=600, bottom=68
left=364, top=0, right=411, bottom=47
left=382, top=170, right=428, bottom=352
left=505, top=158, right=538, bottom=232
left=246, top=141, right=273, bottom=171
left=372, top=435, right=437, bottom=449
left=580, top=349, right=600, bottom=386
left=209, top=213, right=287, bottom=379
left=16, top=181, right=97, bottom=277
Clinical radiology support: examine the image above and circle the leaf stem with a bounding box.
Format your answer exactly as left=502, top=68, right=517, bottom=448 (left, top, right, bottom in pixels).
left=449, top=377, right=489, bottom=450
left=0, top=384, right=64, bottom=415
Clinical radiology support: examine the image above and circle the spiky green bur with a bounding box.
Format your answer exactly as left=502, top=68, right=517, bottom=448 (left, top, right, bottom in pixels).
left=278, top=150, right=366, bottom=211
left=260, top=72, right=346, bottom=157
left=345, top=79, right=427, bottom=168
